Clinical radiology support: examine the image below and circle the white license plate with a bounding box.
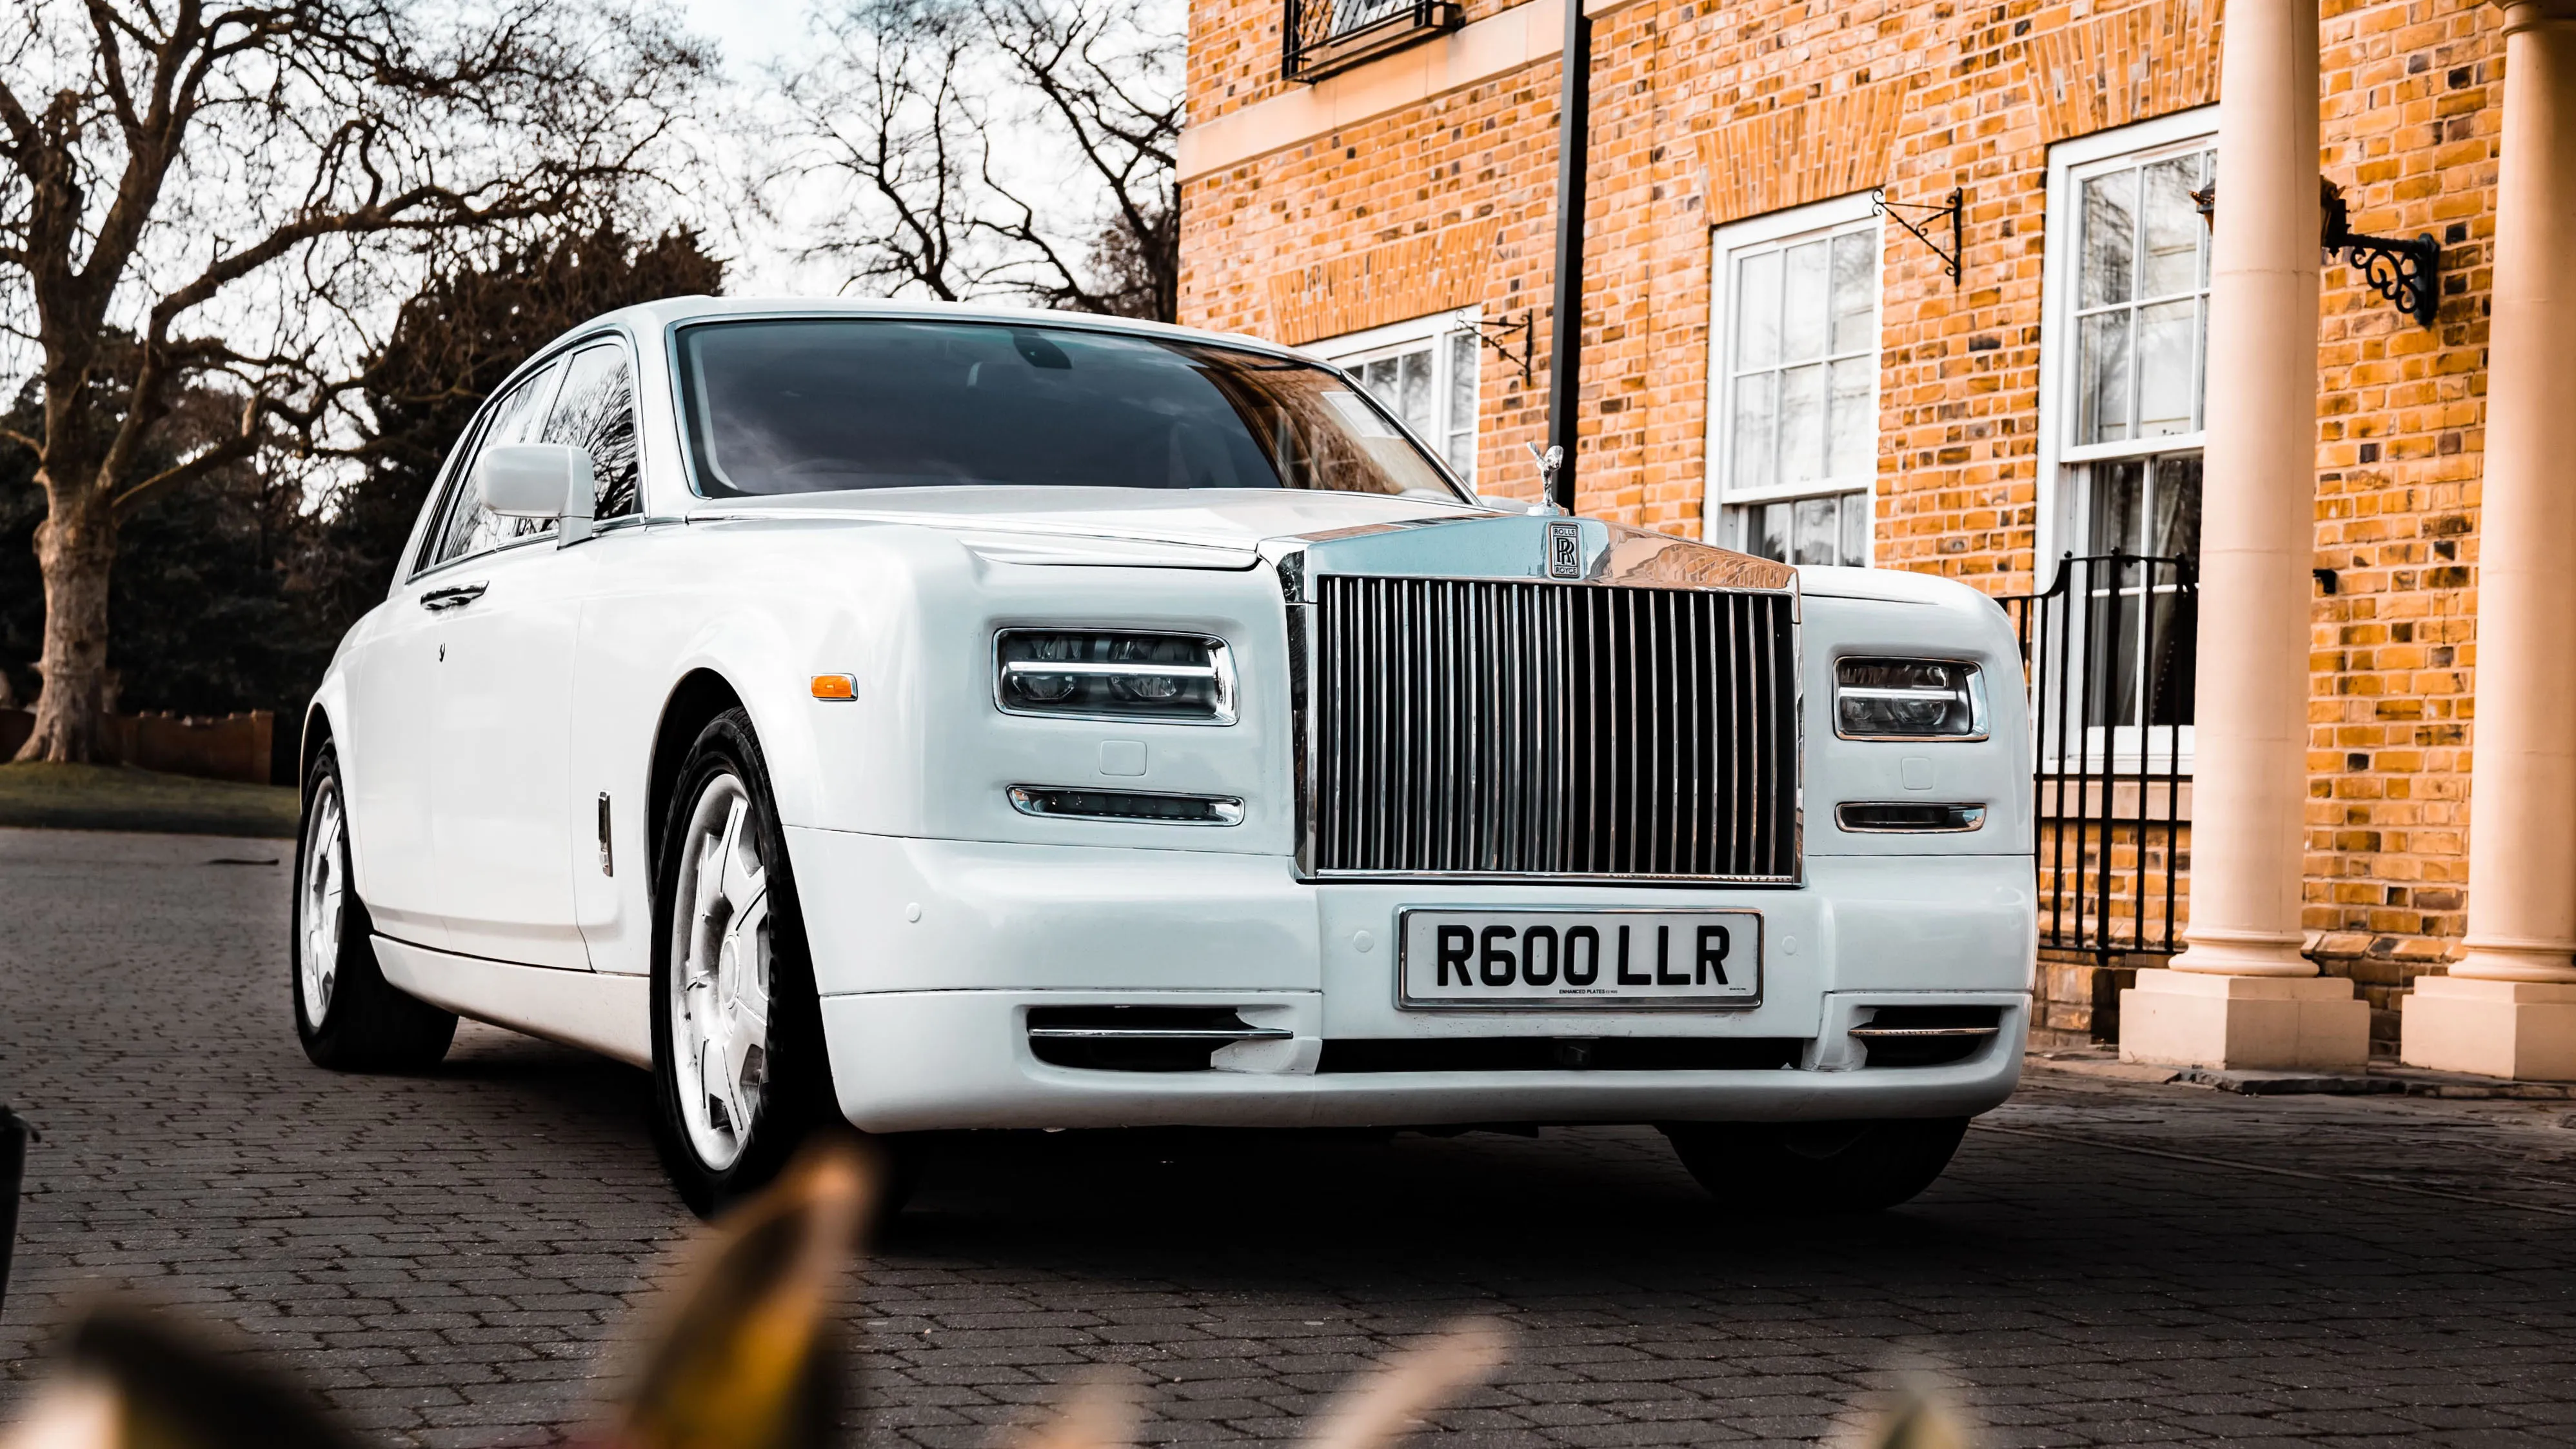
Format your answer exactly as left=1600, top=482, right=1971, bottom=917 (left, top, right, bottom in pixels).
left=1397, top=909, right=1763, bottom=1009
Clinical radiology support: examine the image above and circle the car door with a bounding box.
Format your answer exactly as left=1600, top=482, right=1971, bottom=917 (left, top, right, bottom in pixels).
left=339, top=446, right=487, bottom=948
left=419, top=352, right=595, bottom=968
left=542, top=342, right=662, bottom=975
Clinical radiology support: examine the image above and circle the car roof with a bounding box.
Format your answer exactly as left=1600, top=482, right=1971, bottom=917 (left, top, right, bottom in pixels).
left=570, top=295, right=1311, bottom=368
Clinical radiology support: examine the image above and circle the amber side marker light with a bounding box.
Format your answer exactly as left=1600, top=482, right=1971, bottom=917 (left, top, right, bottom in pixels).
left=811, top=674, right=857, bottom=701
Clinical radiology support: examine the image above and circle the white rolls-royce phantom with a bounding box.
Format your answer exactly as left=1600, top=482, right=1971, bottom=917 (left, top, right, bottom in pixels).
left=292, top=298, right=2034, bottom=1215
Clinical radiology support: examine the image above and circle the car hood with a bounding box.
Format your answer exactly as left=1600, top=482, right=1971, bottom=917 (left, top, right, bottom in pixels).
left=687, top=486, right=1985, bottom=605
left=688, top=486, right=1494, bottom=564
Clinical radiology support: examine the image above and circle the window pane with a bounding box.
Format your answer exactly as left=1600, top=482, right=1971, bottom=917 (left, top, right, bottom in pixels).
left=2195, top=297, right=2209, bottom=429
left=1779, top=363, right=1827, bottom=486
left=1730, top=372, right=1776, bottom=490
left=1827, top=356, right=1874, bottom=481
left=431, top=361, right=559, bottom=567
left=1397, top=348, right=1433, bottom=433
left=2198, top=152, right=2214, bottom=289
left=1792, top=495, right=1839, bottom=565
left=2077, top=311, right=2132, bottom=444
left=1838, top=489, right=1868, bottom=565
left=2135, top=298, right=2197, bottom=438
left=1362, top=357, right=1396, bottom=401
left=1445, top=332, right=1477, bottom=483
left=1734, top=250, right=1781, bottom=369
left=1731, top=501, right=1791, bottom=561
left=1830, top=232, right=1876, bottom=355
left=2141, top=156, right=2203, bottom=298
left=2150, top=453, right=2203, bottom=558
left=2081, top=170, right=2137, bottom=307
left=2088, top=458, right=2147, bottom=554
left=2148, top=583, right=2197, bottom=726
left=1782, top=239, right=1831, bottom=363
left=1447, top=332, right=1477, bottom=432
left=541, top=345, right=641, bottom=520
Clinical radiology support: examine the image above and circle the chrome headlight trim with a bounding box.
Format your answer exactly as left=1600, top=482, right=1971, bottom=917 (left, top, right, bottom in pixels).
left=1832, top=656, right=1990, bottom=741
left=991, top=628, right=1238, bottom=726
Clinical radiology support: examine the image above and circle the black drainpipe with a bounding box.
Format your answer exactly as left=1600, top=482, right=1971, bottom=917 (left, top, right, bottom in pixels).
left=1543, top=0, right=1591, bottom=515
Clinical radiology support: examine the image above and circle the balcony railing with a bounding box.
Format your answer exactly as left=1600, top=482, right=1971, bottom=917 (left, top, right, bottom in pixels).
left=1283, top=0, right=1462, bottom=83
left=2003, top=553, right=2197, bottom=964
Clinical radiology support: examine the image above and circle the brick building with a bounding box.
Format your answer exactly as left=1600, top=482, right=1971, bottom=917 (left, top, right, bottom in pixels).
left=1176, top=0, right=2576, bottom=1072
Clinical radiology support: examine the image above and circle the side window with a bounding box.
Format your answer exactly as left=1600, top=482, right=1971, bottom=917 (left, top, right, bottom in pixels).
left=421, top=361, right=562, bottom=571
left=540, top=343, right=642, bottom=521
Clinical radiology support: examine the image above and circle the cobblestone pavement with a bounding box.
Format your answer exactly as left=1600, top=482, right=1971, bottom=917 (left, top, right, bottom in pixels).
left=5, top=825, right=2575, bottom=1448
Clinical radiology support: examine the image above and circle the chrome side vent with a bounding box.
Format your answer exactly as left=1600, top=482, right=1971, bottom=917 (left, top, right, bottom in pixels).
left=1307, top=576, right=1799, bottom=882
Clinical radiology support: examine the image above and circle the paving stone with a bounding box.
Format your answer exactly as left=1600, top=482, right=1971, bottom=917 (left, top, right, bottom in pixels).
left=4, top=827, right=2575, bottom=1449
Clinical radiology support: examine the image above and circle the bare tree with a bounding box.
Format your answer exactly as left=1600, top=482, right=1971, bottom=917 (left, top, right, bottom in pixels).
left=977, top=0, right=1180, bottom=320
left=776, top=0, right=1180, bottom=320
left=778, top=0, right=991, bottom=302
left=0, top=1, right=708, bottom=763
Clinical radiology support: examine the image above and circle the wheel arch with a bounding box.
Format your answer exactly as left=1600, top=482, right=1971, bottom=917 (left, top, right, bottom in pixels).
left=299, top=701, right=335, bottom=801
left=647, top=669, right=749, bottom=888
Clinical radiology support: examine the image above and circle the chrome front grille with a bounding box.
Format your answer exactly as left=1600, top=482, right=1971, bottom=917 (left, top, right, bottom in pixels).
left=1306, top=575, right=1799, bottom=881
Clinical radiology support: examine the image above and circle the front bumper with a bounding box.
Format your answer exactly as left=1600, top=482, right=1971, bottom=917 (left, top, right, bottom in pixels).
left=788, top=828, right=2035, bottom=1133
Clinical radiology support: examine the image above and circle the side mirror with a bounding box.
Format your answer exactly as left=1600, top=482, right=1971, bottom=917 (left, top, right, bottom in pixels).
left=477, top=444, right=597, bottom=543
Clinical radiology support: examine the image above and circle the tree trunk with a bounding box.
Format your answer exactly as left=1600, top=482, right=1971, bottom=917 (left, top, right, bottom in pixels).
left=14, top=478, right=117, bottom=764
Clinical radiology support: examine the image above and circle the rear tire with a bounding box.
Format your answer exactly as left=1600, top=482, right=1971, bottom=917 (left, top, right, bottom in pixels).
left=649, top=709, right=838, bottom=1219
left=292, top=745, right=458, bottom=1071
left=1661, top=1117, right=1968, bottom=1215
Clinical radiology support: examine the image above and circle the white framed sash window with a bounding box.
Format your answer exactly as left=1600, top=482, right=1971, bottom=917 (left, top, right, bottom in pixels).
left=1704, top=192, right=1883, bottom=567
left=2037, top=106, right=2220, bottom=769
left=1303, top=308, right=1483, bottom=487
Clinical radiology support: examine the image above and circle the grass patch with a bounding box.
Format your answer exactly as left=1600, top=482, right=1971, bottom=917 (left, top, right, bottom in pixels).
left=0, top=761, right=301, bottom=839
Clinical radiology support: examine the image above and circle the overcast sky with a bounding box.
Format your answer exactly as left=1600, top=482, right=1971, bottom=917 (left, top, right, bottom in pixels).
left=677, top=0, right=811, bottom=74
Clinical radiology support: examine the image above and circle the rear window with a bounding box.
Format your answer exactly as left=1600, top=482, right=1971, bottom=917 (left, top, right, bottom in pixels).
left=674, top=318, right=1465, bottom=501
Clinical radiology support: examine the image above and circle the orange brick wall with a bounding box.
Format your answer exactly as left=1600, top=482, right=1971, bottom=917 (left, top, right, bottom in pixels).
left=1179, top=0, right=2506, bottom=979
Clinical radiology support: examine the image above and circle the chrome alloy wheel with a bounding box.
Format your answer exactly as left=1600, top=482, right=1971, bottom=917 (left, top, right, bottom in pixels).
left=297, top=777, right=348, bottom=1024
left=669, top=772, right=773, bottom=1172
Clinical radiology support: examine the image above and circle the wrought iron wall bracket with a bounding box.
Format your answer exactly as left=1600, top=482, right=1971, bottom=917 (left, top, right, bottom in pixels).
left=1871, top=186, right=1965, bottom=286
left=2322, top=187, right=2439, bottom=327
left=1465, top=310, right=1534, bottom=386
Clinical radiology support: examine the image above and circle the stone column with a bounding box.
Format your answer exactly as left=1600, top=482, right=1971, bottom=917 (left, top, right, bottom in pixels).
left=2119, top=0, right=2370, bottom=1070
left=2403, top=0, right=2576, bottom=1081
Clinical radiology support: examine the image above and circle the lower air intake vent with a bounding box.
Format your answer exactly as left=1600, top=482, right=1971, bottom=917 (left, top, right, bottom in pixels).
left=1009, top=786, right=1243, bottom=825
left=1848, top=1006, right=2003, bottom=1067
left=1836, top=801, right=1986, bottom=832
left=1027, top=1006, right=1287, bottom=1072
left=1316, top=1037, right=1802, bottom=1073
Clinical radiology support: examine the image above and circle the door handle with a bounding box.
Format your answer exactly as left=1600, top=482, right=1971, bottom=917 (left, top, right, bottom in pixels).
left=421, top=582, right=488, bottom=612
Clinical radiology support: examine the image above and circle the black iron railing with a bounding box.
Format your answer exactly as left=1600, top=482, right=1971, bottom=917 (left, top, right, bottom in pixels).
left=1283, top=0, right=1461, bottom=82
left=2004, top=554, right=2197, bottom=964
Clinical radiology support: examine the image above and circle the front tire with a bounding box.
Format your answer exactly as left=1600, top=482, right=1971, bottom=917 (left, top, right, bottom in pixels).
left=649, top=709, right=837, bottom=1218
left=1661, top=1118, right=1968, bottom=1215
left=292, top=745, right=458, bottom=1070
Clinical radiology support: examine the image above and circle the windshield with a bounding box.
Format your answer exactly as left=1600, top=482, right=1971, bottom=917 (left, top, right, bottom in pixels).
left=673, top=318, right=1465, bottom=501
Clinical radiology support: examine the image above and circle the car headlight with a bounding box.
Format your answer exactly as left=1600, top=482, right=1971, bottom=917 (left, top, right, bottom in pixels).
left=1834, top=657, right=1986, bottom=739
left=995, top=630, right=1235, bottom=724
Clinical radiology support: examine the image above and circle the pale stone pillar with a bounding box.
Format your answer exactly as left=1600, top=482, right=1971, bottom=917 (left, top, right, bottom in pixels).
left=2119, top=0, right=2370, bottom=1070
left=2403, top=0, right=2576, bottom=1081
